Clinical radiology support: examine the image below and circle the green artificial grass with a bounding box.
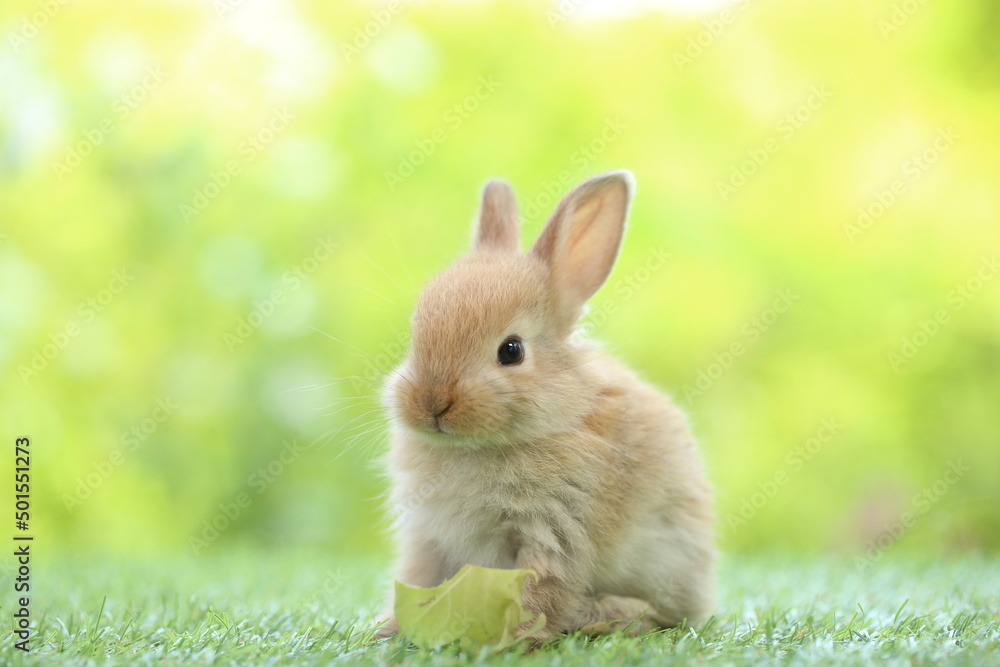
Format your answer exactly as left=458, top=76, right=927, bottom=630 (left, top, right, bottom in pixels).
left=5, top=552, right=999, bottom=665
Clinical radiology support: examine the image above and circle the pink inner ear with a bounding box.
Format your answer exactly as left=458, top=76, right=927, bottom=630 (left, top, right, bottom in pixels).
left=565, top=198, right=605, bottom=255
left=556, top=186, right=626, bottom=303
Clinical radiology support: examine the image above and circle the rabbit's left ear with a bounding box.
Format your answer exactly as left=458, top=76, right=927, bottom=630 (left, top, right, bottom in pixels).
left=531, top=170, right=633, bottom=309
left=473, top=180, right=520, bottom=253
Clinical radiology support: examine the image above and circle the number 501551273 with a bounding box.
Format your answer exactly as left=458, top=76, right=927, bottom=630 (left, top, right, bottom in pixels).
left=15, top=437, right=30, bottom=532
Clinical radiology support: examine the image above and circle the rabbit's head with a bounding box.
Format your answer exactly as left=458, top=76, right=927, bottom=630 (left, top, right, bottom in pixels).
left=385, top=172, right=634, bottom=448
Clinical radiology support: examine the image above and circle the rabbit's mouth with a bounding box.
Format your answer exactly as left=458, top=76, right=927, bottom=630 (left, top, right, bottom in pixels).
left=410, top=420, right=504, bottom=450
left=427, top=418, right=463, bottom=441
left=408, top=410, right=456, bottom=439
left=432, top=401, right=455, bottom=433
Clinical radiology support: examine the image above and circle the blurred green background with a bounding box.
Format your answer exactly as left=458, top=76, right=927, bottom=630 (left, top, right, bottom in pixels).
left=1, top=0, right=997, bottom=562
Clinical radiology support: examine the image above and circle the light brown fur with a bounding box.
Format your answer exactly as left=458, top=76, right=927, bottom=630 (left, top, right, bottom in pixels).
left=376, top=172, right=715, bottom=642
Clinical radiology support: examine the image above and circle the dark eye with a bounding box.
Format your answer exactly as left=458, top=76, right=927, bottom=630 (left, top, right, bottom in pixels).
left=497, top=336, right=524, bottom=366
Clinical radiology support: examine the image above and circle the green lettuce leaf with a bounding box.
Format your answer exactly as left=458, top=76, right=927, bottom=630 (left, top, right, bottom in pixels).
left=394, top=564, right=546, bottom=650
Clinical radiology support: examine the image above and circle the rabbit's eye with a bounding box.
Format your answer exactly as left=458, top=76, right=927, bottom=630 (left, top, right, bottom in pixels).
left=497, top=336, right=524, bottom=366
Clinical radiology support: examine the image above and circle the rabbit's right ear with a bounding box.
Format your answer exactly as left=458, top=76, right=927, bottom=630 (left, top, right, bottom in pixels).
left=473, top=180, right=520, bottom=253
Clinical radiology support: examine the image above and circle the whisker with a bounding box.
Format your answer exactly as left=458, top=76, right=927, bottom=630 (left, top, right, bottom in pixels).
left=336, top=408, right=390, bottom=435
left=391, top=367, right=416, bottom=391
left=310, top=327, right=376, bottom=359
left=319, top=400, right=381, bottom=417
left=317, top=418, right=380, bottom=458
left=359, top=251, right=407, bottom=299
left=327, top=418, right=391, bottom=464
left=350, top=281, right=401, bottom=308
left=314, top=408, right=385, bottom=447
left=605, top=335, right=640, bottom=354
left=282, top=379, right=369, bottom=394
left=286, top=374, right=381, bottom=388
left=309, top=395, right=381, bottom=408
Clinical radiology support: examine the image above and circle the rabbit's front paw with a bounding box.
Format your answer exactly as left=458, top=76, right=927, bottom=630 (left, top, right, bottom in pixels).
left=373, top=616, right=400, bottom=640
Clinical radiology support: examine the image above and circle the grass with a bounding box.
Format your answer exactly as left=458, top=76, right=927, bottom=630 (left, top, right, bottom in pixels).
left=5, top=551, right=999, bottom=665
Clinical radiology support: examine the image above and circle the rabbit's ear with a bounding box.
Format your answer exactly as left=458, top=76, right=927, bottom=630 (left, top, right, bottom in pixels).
left=473, top=180, right=520, bottom=253
left=530, top=170, right=633, bottom=308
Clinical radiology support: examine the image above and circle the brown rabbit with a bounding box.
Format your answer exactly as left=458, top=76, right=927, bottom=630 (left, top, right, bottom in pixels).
left=376, top=171, right=714, bottom=641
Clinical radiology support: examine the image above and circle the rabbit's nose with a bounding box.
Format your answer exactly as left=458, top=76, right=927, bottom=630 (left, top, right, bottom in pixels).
left=433, top=401, right=454, bottom=419
left=420, top=384, right=456, bottom=421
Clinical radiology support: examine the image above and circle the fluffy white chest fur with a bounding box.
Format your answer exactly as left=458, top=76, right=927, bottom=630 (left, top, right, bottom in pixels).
left=391, top=445, right=595, bottom=575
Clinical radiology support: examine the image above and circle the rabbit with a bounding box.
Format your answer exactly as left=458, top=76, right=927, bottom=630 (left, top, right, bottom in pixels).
left=375, top=171, right=714, bottom=642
